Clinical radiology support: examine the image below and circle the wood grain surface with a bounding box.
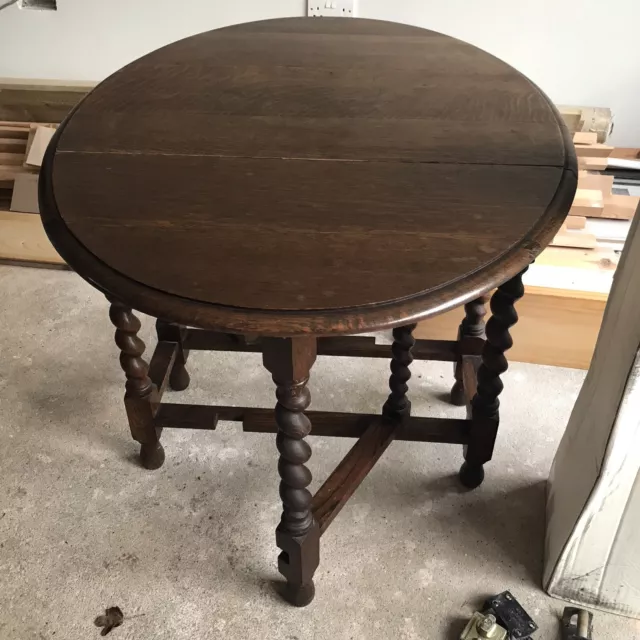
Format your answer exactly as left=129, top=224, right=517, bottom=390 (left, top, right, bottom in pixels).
left=41, top=17, right=577, bottom=335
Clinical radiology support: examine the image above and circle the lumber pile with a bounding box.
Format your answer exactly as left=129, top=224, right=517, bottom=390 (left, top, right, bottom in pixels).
left=0, top=82, right=91, bottom=266
left=0, top=121, right=65, bottom=267
left=0, top=81, right=91, bottom=123
left=551, top=133, right=639, bottom=252
left=557, top=106, right=613, bottom=144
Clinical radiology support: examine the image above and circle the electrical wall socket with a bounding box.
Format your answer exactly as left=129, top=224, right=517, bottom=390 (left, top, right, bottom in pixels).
left=307, top=0, right=356, bottom=17
left=19, top=0, right=57, bottom=9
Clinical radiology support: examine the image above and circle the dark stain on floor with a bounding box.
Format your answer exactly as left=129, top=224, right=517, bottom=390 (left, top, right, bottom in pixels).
left=94, top=607, right=124, bottom=636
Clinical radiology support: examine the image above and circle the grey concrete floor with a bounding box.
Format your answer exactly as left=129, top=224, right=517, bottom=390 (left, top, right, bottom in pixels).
left=1, top=265, right=639, bottom=640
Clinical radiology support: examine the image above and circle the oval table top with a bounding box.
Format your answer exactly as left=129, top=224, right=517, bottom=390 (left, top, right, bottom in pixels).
left=40, top=17, right=577, bottom=336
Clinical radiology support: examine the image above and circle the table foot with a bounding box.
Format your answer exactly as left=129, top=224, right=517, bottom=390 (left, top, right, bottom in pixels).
left=459, top=461, right=484, bottom=489
left=140, top=441, right=165, bottom=470
left=276, top=523, right=320, bottom=607
left=282, top=580, right=315, bottom=607
left=449, top=380, right=466, bottom=406
left=169, top=363, right=190, bottom=391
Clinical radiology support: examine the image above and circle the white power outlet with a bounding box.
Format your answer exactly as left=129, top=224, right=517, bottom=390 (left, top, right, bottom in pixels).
left=307, top=0, right=356, bottom=17
left=19, top=0, right=57, bottom=9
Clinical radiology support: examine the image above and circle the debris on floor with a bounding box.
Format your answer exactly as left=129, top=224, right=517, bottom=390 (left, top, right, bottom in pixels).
left=461, top=591, right=538, bottom=640
left=561, top=607, right=594, bottom=640
left=93, top=606, right=123, bottom=637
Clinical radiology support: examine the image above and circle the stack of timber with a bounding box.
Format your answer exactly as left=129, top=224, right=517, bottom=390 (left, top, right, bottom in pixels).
left=557, top=105, right=613, bottom=144
left=551, top=132, right=638, bottom=252
left=0, top=120, right=65, bottom=267
left=0, top=80, right=92, bottom=267
left=0, top=79, right=92, bottom=123
left=553, top=105, right=638, bottom=251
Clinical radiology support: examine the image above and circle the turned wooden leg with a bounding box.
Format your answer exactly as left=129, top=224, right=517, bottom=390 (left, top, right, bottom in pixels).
left=451, top=296, right=487, bottom=406
left=382, top=324, right=417, bottom=421
left=460, top=271, right=525, bottom=489
left=262, top=337, right=319, bottom=607
left=108, top=298, right=164, bottom=470
left=156, top=320, right=190, bottom=391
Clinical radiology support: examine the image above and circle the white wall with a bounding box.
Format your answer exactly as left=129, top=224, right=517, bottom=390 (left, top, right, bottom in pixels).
left=0, top=0, right=638, bottom=144
left=367, top=0, right=640, bottom=146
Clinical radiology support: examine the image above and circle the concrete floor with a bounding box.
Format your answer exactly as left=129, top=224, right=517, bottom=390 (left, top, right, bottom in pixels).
left=1, top=265, right=639, bottom=640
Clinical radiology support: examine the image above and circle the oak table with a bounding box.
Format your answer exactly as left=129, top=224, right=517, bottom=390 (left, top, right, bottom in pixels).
left=40, top=17, right=577, bottom=607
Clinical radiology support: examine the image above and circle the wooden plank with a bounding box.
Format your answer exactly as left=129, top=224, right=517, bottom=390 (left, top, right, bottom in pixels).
left=416, top=284, right=607, bottom=370
left=601, top=195, right=639, bottom=221
left=570, top=188, right=604, bottom=217
left=245, top=409, right=469, bottom=443
left=10, top=173, right=39, bottom=213
left=55, top=38, right=567, bottom=166
left=25, top=125, right=56, bottom=168
left=573, top=132, right=598, bottom=145
left=52, top=149, right=569, bottom=315
left=155, top=404, right=470, bottom=443
left=0, top=87, right=87, bottom=123
left=577, top=108, right=613, bottom=143
left=0, top=164, right=32, bottom=182
left=320, top=336, right=463, bottom=360
left=610, top=148, right=640, bottom=160
left=578, top=157, right=608, bottom=171
left=312, top=419, right=398, bottom=535
left=182, top=329, right=476, bottom=362
left=244, top=409, right=375, bottom=437
left=0, top=137, right=27, bottom=153
left=578, top=171, right=613, bottom=194
left=154, top=403, right=220, bottom=431
left=558, top=107, right=582, bottom=136
left=557, top=106, right=613, bottom=143
left=535, top=246, right=618, bottom=272
left=551, top=229, right=598, bottom=249
left=0, top=125, right=29, bottom=140
left=0, top=152, right=23, bottom=166
left=576, top=144, right=609, bottom=158
left=565, top=216, right=586, bottom=230
left=0, top=210, right=65, bottom=265
left=0, top=79, right=95, bottom=92
left=23, top=124, right=37, bottom=165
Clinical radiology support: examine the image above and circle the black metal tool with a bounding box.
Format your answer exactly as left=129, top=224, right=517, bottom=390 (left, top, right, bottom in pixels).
left=561, top=607, right=593, bottom=640
left=483, top=591, right=538, bottom=639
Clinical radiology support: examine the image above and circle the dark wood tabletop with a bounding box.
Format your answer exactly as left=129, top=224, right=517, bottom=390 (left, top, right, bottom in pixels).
left=40, top=17, right=577, bottom=336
